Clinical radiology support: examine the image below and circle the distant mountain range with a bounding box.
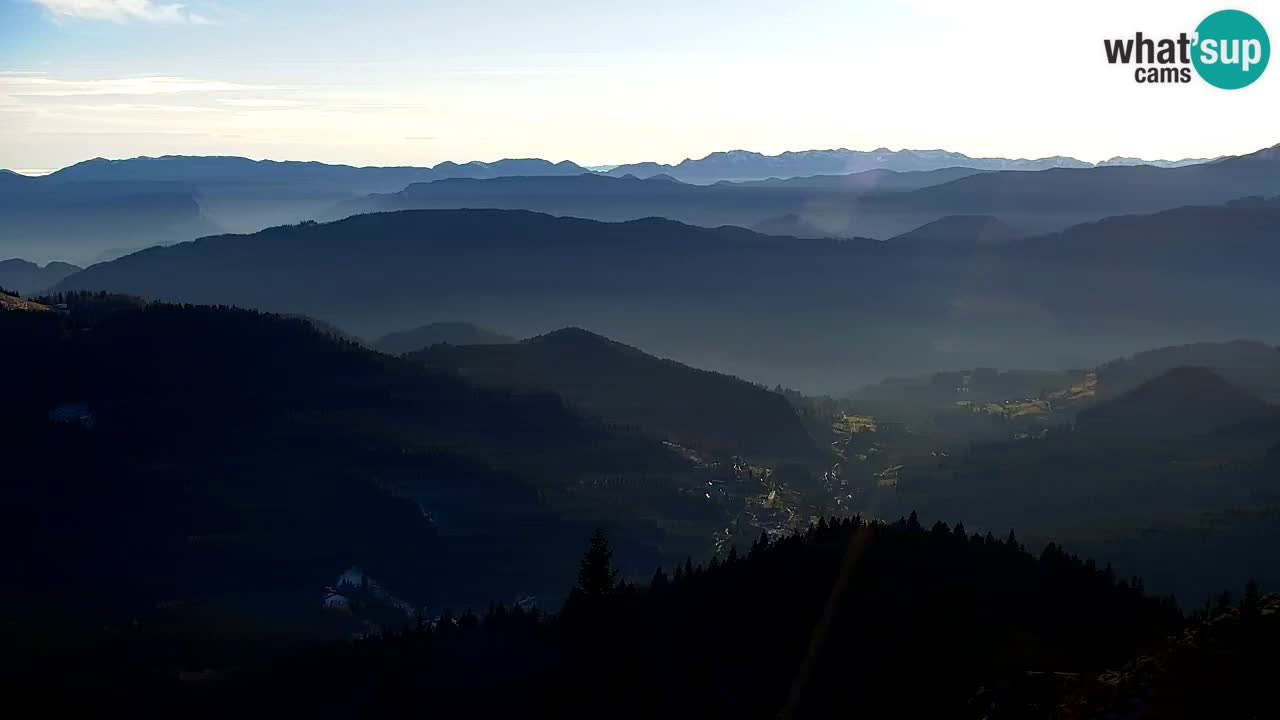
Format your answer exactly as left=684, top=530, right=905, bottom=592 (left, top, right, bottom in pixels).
left=0, top=156, right=589, bottom=263
left=724, top=166, right=985, bottom=191
left=0, top=146, right=1257, bottom=263
left=335, top=145, right=1280, bottom=241
left=4, top=147, right=1203, bottom=187
left=603, top=148, right=1212, bottom=184
left=39, top=155, right=587, bottom=188
left=54, top=198, right=1280, bottom=392
left=1097, top=156, right=1211, bottom=168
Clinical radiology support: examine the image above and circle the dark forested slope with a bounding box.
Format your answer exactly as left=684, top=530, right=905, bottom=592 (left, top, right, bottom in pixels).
left=414, top=328, right=818, bottom=459
left=1076, top=367, right=1275, bottom=437
left=69, top=517, right=1181, bottom=719
left=0, top=295, right=692, bottom=626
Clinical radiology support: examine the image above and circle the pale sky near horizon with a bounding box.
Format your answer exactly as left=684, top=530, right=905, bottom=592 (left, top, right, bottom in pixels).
left=1, top=0, right=1276, bottom=173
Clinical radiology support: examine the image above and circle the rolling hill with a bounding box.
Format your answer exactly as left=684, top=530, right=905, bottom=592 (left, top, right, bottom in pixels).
left=0, top=259, right=81, bottom=296
left=330, top=166, right=1003, bottom=238
left=1096, top=340, right=1280, bottom=403
left=749, top=213, right=834, bottom=238
left=888, top=215, right=1025, bottom=248
left=413, top=328, right=818, bottom=459
left=1076, top=367, right=1274, bottom=437
left=52, top=202, right=1280, bottom=392
left=372, top=321, right=516, bottom=354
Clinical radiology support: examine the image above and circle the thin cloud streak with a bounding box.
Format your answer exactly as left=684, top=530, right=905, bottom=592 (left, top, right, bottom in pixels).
left=33, top=0, right=212, bottom=24
left=1, top=75, right=279, bottom=97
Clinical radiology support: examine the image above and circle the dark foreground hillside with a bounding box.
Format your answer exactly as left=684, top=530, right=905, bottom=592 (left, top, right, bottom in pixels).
left=5, top=297, right=1274, bottom=720
left=1063, top=588, right=1280, bottom=719
left=0, top=295, right=700, bottom=634
left=13, top=516, right=1183, bottom=718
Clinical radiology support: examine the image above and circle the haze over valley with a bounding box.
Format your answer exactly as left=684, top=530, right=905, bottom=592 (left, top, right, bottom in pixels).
left=9, top=140, right=1280, bottom=607
left=5, top=0, right=1279, bottom=714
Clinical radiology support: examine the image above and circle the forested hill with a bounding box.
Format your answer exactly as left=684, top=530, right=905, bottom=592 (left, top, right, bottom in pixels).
left=1077, top=366, right=1275, bottom=437
left=373, top=320, right=515, bottom=354
left=0, top=294, right=688, bottom=627
left=413, top=327, right=819, bottom=459
left=1096, top=340, right=1280, bottom=403
left=70, top=515, right=1181, bottom=718
left=52, top=201, right=1280, bottom=393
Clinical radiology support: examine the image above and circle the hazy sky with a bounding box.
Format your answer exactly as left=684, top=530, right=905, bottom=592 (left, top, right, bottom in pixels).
left=1, top=0, right=1276, bottom=172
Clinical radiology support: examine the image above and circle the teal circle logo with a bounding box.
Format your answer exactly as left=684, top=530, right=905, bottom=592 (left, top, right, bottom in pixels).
left=1193, top=9, right=1270, bottom=89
